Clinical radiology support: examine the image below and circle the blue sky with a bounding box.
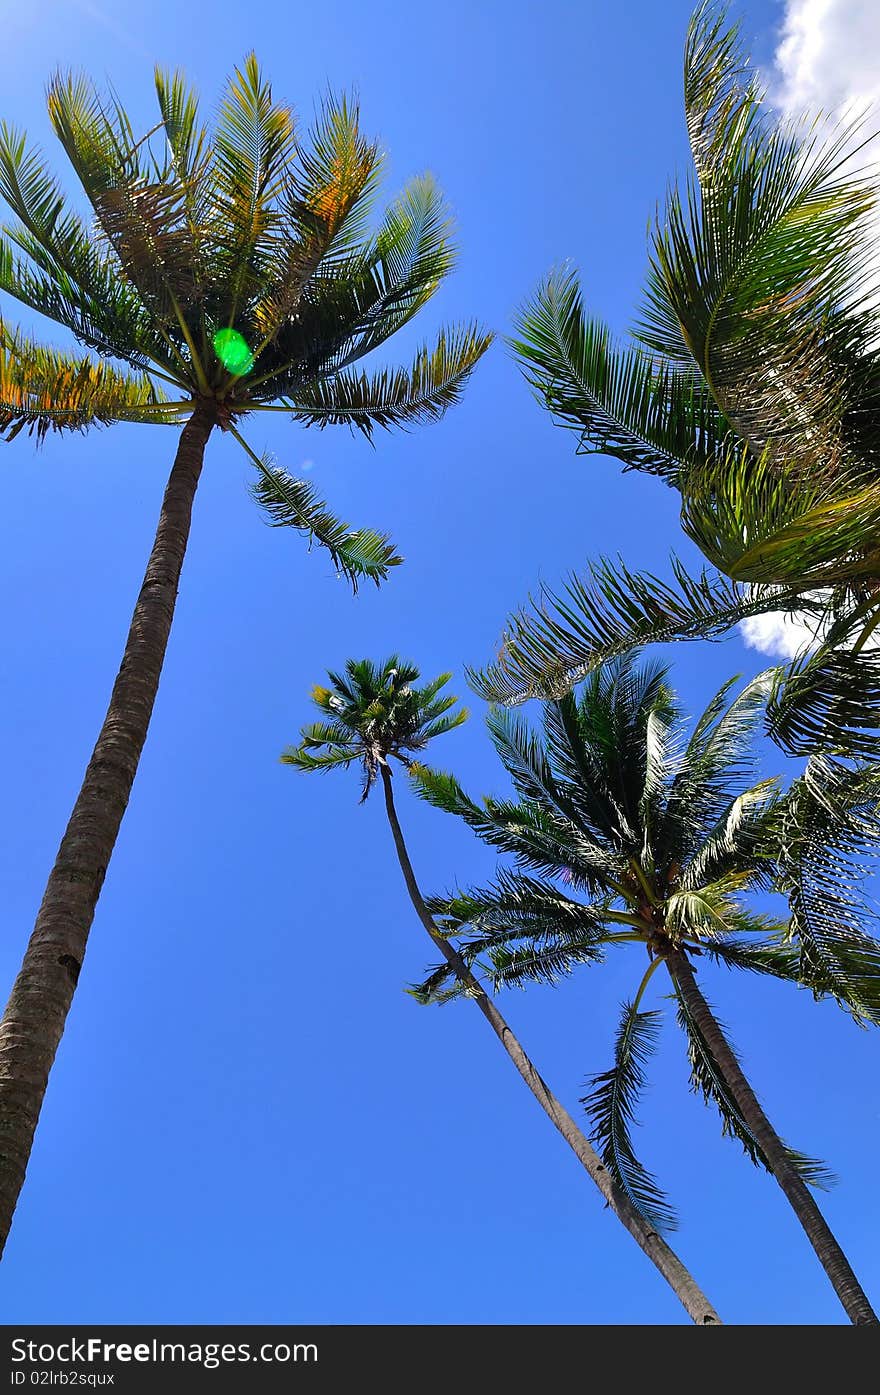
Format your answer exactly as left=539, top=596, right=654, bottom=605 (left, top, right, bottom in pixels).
left=0, top=0, right=877, bottom=1326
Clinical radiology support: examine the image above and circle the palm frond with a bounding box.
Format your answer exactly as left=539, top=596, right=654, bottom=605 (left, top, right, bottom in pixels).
left=246, top=447, right=401, bottom=591
left=767, top=642, right=880, bottom=760
left=640, top=3, right=876, bottom=467
left=469, top=552, right=797, bottom=705
left=674, top=987, right=834, bottom=1188
left=46, top=72, right=200, bottom=326
left=0, top=324, right=176, bottom=438
left=512, top=265, right=726, bottom=480
left=209, top=53, right=296, bottom=320
left=285, top=324, right=492, bottom=438
left=582, top=1004, right=677, bottom=1232
left=774, top=755, right=880, bottom=1022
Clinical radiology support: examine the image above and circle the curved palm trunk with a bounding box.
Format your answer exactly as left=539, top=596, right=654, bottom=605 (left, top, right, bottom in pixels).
left=379, top=765, right=721, bottom=1326
left=664, top=948, right=877, bottom=1326
left=0, top=401, right=215, bottom=1257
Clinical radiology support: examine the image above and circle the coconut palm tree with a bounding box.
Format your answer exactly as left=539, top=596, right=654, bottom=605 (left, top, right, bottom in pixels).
left=412, top=656, right=880, bottom=1324
left=0, top=60, right=490, bottom=1255
left=476, top=2, right=880, bottom=760
left=284, top=657, right=721, bottom=1324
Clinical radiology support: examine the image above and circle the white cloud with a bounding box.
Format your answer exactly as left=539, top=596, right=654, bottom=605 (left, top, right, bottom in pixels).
left=739, top=610, right=818, bottom=659
left=772, top=0, right=880, bottom=117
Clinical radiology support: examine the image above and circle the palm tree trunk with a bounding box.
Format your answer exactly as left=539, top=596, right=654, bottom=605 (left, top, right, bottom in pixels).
left=378, top=764, right=721, bottom=1325
left=0, top=401, right=215, bottom=1258
left=664, top=947, right=877, bottom=1326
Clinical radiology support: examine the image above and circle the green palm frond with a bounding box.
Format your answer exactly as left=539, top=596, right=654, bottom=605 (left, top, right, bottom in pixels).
left=674, top=987, right=834, bottom=1188
left=209, top=53, right=296, bottom=320
left=774, top=756, right=880, bottom=1022
left=46, top=72, right=199, bottom=327
left=695, top=936, right=804, bottom=983
left=428, top=869, right=611, bottom=947
left=0, top=126, right=177, bottom=374
left=481, top=937, right=608, bottom=990
left=286, top=324, right=492, bottom=438
left=469, top=553, right=796, bottom=705
left=246, top=445, right=401, bottom=591
left=411, top=763, right=622, bottom=891
left=680, top=446, right=880, bottom=587
left=512, top=265, right=727, bottom=480
left=290, top=92, right=381, bottom=253
left=252, top=171, right=450, bottom=363
left=582, top=1004, right=677, bottom=1233
left=767, top=643, right=880, bottom=760
left=665, top=874, right=770, bottom=940
left=640, top=4, right=875, bottom=467
left=281, top=718, right=362, bottom=775
left=678, top=780, right=780, bottom=891
left=0, top=325, right=178, bottom=439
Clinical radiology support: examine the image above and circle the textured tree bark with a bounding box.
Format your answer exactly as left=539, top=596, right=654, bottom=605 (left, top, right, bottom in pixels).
left=0, top=402, right=215, bottom=1258
left=664, top=947, right=878, bottom=1326
left=379, top=763, right=722, bottom=1326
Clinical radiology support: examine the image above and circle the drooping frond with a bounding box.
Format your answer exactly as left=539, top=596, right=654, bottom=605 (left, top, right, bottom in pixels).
left=695, top=936, right=804, bottom=983
left=582, top=1004, right=677, bottom=1232
left=429, top=868, right=611, bottom=947
left=0, top=126, right=179, bottom=375
left=247, top=447, right=401, bottom=591
left=674, top=987, right=834, bottom=1188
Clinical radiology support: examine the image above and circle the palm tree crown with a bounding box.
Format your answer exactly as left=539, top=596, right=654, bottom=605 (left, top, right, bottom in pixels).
left=477, top=2, right=880, bottom=756
left=412, top=656, right=880, bottom=1228
left=283, top=656, right=467, bottom=800
left=0, top=56, right=490, bottom=585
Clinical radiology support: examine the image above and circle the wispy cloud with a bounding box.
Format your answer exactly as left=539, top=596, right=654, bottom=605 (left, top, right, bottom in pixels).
left=772, top=0, right=880, bottom=118
left=739, top=611, right=818, bottom=660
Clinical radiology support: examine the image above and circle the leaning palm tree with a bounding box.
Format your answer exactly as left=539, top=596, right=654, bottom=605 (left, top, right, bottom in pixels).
left=0, top=60, right=490, bottom=1255
left=477, top=2, right=880, bottom=759
left=413, top=656, right=879, bottom=1324
left=284, top=657, right=721, bottom=1324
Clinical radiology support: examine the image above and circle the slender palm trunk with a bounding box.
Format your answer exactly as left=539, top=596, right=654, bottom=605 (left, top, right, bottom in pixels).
left=0, top=401, right=215, bottom=1257
left=378, top=765, right=721, bottom=1325
left=664, top=947, right=877, bottom=1326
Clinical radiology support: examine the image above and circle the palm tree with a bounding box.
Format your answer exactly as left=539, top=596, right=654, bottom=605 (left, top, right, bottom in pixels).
left=0, top=60, right=490, bottom=1255
left=476, top=3, right=880, bottom=760
left=284, top=657, right=721, bottom=1324
left=412, top=656, right=879, bottom=1324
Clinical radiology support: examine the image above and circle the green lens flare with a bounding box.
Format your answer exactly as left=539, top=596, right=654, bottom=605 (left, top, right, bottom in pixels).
left=213, top=328, right=254, bottom=376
